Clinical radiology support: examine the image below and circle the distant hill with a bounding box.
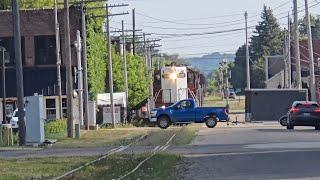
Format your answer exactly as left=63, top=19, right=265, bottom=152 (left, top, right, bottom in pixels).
left=176, top=52, right=235, bottom=77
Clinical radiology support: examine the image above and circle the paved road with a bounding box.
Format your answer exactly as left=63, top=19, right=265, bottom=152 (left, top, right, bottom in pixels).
left=175, top=123, right=320, bottom=180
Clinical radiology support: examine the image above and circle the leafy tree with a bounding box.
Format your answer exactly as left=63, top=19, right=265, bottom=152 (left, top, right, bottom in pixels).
left=0, top=0, right=10, bottom=10
left=126, top=55, right=151, bottom=108
left=299, top=15, right=320, bottom=39
left=207, top=70, right=220, bottom=95
left=87, top=18, right=107, bottom=100
left=19, top=0, right=53, bottom=9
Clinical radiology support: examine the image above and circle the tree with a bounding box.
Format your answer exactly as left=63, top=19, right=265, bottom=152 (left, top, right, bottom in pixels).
left=249, top=6, right=284, bottom=88
left=230, top=45, right=246, bottom=91
left=0, top=0, right=10, bottom=10
left=251, top=6, right=284, bottom=62
left=87, top=18, right=107, bottom=100
left=126, top=55, right=151, bottom=108
left=299, top=15, right=320, bottom=39
left=207, top=70, right=220, bottom=95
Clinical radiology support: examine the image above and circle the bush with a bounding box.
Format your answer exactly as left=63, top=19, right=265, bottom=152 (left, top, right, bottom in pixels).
left=45, top=119, right=67, bottom=134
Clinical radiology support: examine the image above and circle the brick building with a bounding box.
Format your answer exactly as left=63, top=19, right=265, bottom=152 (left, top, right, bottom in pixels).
left=0, top=7, right=82, bottom=120
left=291, top=39, right=320, bottom=102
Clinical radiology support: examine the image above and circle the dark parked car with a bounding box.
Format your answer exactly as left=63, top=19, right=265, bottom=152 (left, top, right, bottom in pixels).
left=285, top=101, right=320, bottom=130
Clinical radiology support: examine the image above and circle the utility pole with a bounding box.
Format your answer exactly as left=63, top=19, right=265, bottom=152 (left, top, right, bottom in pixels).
left=81, top=1, right=89, bottom=130
left=75, top=30, right=83, bottom=137
left=100, top=3, right=128, bottom=128
left=224, top=60, right=229, bottom=107
left=294, top=0, right=302, bottom=89
left=148, top=46, right=154, bottom=110
left=1, top=47, right=6, bottom=124
left=288, top=13, right=292, bottom=89
left=305, top=0, right=316, bottom=100
left=12, top=0, right=26, bottom=145
left=106, top=3, right=116, bottom=128
left=143, top=33, right=148, bottom=66
left=143, top=33, right=151, bottom=115
left=220, top=67, right=224, bottom=100
left=54, top=0, right=63, bottom=119
left=132, top=8, right=136, bottom=55
left=64, top=0, right=74, bottom=138
left=245, top=11, right=250, bottom=90
left=284, top=29, right=288, bottom=88
left=121, top=20, right=129, bottom=124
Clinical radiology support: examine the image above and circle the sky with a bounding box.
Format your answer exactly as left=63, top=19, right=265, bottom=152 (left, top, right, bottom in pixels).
left=109, top=0, right=320, bottom=58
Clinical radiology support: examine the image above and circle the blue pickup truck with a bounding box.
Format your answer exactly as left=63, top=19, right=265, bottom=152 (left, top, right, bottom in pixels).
left=150, top=99, right=229, bottom=129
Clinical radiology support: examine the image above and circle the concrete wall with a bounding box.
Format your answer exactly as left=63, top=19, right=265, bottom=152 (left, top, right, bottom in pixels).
left=266, top=70, right=285, bottom=89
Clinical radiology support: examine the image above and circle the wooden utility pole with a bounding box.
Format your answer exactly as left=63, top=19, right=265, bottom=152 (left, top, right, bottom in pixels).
left=288, top=13, right=292, bottom=89
left=148, top=46, right=154, bottom=110
left=75, top=30, right=83, bottom=136
left=132, top=8, right=136, bottom=55
left=284, top=29, right=288, bottom=88
left=293, top=0, right=302, bottom=89
left=223, top=59, right=229, bottom=107
left=121, top=20, right=129, bottom=123
left=54, top=0, right=63, bottom=119
left=1, top=47, right=6, bottom=124
left=305, top=0, right=316, bottom=100
left=245, top=11, right=250, bottom=90
left=106, top=3, right=116, bottom=128
left=64, top=0, right=74, bottom=138
left=81, top=1, right=90, bottom=130
left=12, top=0, right=26, bottom=145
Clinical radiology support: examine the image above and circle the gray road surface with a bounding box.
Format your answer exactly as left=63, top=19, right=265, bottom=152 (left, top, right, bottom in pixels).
left=177, top=124, right=320, bottom=180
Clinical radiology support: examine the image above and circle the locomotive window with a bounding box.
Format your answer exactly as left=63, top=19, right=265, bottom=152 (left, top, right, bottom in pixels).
left=177, top=72, right=186, bottom=78
left=162, top=74, right=170, bottom=79
left=188, top=72, right=194, bottom=82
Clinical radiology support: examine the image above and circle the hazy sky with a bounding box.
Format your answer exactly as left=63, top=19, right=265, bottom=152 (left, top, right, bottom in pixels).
left=109, top=0, right=319, bottom=57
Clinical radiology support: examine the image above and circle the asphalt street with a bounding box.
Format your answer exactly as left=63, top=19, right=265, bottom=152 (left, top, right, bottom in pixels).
left=176, top=123, right=320, bottom=180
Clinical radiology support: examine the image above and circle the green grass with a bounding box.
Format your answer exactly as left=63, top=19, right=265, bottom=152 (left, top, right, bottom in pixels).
left=49, top=124, right=200, bottom=148
left=51, top=128, right=150, bottom=148
left=0, top=157, right=94, bottom=180
left=203, top=95, right=245, bottom=112
left=172, top=124, right=201, bottom=145
left=70, top=153, right=181, bottom=180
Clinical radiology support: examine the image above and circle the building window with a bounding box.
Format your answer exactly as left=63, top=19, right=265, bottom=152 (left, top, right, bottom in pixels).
left=62, top=98, right=67, bottom=118
left=0, top=37, right=25, bottom=65
left=35, top=36, right=56, bottom=65
left=46, top=98, right=56, bottom=120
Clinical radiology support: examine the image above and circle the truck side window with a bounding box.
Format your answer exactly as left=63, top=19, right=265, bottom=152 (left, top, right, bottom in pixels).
left=180, top=100, right=192, bottom=109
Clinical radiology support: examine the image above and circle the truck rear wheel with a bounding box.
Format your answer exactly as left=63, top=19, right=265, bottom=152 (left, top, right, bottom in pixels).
left=158, top=116, right=170, bottom=129
left=205, top=117, right=217, bottom=128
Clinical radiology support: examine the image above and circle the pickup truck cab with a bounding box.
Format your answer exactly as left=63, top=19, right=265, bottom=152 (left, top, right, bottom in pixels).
left=150, top=99, right=229, bottom=129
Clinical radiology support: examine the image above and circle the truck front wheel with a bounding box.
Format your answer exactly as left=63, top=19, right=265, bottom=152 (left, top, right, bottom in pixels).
left=158, top=116, right=170, bottom=129
left=205, top=117, right=218, bottom=128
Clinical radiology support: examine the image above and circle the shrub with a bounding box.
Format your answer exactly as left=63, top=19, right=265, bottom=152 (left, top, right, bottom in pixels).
left=45, top=119, right=67, bottom=134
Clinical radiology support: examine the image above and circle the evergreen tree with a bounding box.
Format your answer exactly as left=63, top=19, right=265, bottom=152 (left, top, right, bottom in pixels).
left=249, top=6, right=284, bottom=88
left=230, top=45, right=247, bottom=91
left=250, top=6, right=284, bottom=62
